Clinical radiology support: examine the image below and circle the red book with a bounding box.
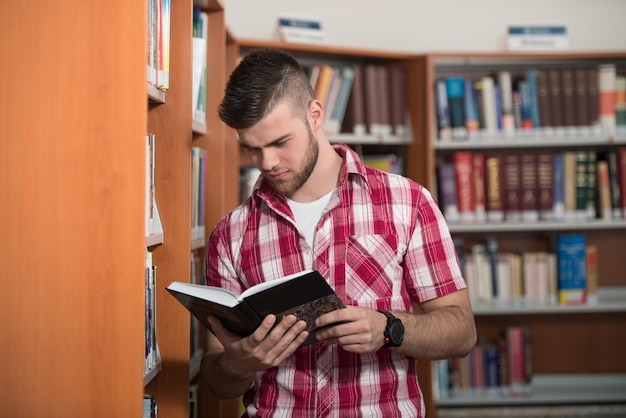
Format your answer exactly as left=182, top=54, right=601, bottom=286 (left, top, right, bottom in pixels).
left=507, top=326, right=527, bottom=396
left=520, top=153, right=539, bottom=222
left=453, top=152, right=475, bottom=223
left=472, top=152, right=487, bottom=222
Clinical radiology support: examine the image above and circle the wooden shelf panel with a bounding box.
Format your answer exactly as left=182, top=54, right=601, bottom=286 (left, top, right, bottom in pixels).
left=436, top=373, right=626, bottom=406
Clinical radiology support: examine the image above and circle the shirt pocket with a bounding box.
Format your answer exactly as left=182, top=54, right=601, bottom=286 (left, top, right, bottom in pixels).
left=344, top=234, right=402, bottom=305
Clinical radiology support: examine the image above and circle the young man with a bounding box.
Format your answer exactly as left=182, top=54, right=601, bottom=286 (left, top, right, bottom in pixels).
left=201, top=48, right=476, bottom=417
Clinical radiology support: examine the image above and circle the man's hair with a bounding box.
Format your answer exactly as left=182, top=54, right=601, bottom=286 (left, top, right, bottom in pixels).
left=218, top=48, right=315, bottom=129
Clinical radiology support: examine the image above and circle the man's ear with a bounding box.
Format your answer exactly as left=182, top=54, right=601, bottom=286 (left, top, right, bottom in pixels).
left=308, top=99, right=324, bottom=130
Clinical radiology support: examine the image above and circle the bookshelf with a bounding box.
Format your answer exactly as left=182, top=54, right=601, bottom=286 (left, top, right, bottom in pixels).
left=422, top=51, right=626, bottom=416
left=1, top=0, right=147, bottom=416
left=235, top=39, right=427, bottom=181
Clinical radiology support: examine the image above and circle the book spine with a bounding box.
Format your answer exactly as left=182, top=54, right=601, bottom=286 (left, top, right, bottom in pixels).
left=520, top=153, right=539, bottom=222
left=575, top=68, right=591, bottom=136
left=485, top=153, right=505, bottom=222
left=561, top=69, right=578, bottom=136
left=472, top=152, right=487, bottom=222
left=498, top=71, right=515, bottom=136
left=504, top=153, right=522, bottom=222
left=598, top=64, right=617, bottom=139
left=607, top=149, right=622, bottom=219
left=552, top=152, right=565, bottom=222
left=556, top=233, right=587, bottom=305
left=464, top=77, right=479, bottom=138
left=536, top=70, right=553, bottom=135
left=437, top=163, right=460, bottom=224
left=536, top=152, right=554, bottom=221
left=453, top=152, right=476, bottom=223
left=446, top=76, right=468, bottom=139
left=435, top=78, right=452, bottom=141
left=548, top=69, right=565, bottom=136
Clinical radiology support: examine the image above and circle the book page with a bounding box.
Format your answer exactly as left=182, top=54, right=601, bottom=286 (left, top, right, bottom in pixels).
left=167, top=282, right=239, bottom=308
left=239, top=269, right=314, bottom=299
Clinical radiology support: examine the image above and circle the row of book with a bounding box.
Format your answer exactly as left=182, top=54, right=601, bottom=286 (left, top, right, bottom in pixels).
left=147, top=0, right=171, bottom=91
left=191, top=8, right=208, bottom=125
left=458, top=235, right=596, bottom=308
left=306, top=63, right=409, bottom=138
left=437, top=405, right=626, bottom=418
left=145, top=251, right=158, bottom=376
left=435, top=64, right=626, bottom=142
left=191, top=146, right=207, bottom=243
left=190, top=251, right=207, bottom=359
left=432, top=326, right=533, bottom=400
left=436, top=148, right=626, bottom=225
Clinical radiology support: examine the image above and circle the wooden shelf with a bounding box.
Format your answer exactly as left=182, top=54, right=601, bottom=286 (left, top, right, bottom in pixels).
left=472, top=287, right=626, bottom=315
left=448, top=219, right=626, bottom=233
left=436, top=373, right=626, bottom=406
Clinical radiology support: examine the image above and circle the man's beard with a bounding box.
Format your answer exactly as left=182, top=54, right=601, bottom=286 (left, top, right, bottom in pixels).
left=266, top=122, right=319, bottom=196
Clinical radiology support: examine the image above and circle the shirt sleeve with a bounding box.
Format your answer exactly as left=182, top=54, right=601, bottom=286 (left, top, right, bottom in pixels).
left=403, top=186, right=466, bottom=303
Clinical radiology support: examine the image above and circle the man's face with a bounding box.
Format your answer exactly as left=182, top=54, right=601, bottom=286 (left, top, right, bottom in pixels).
left=238, top=100, right=318, bottom=197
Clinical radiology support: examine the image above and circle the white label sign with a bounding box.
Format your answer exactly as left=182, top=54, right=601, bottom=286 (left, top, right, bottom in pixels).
left=278, top=14, right=328, bottom=44
left=508, top=26, right=569, bottom=51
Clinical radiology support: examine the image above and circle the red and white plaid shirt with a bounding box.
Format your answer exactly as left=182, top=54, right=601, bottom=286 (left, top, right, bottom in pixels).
left=206, top=144, right=466, bottom=418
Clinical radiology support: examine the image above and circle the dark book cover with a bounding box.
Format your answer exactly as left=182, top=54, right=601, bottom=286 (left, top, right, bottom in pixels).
left=561, top=69, right=577, bottom=133
left=535, top=70, right=552, bottom=132
left=536, top=152, right=554, bottom=221
left=485, top=153, right=505, bottom=222
left=342, top=65, right=366, bottom=135
left=587, top=68, right=600, bottom=130
left=574, top=68, right=590, bottom=128
left=606, top=149, right=622, bottom=219
left=167, top=270, right=346, bottom=347
left=504, top=153, right=522, bottom=222
left=548, top=69, right=565, bottom=132
left=520, top=153, right=539, bottom=222
left=437, top=162, right=459, bottom=223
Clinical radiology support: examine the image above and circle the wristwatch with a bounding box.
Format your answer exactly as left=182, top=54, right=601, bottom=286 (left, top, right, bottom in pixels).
left=378, top=310, right=404, bottom=348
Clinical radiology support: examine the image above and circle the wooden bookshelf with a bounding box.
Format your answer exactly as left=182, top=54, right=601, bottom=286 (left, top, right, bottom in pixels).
left=424, top=51, right=626, bottom=415
left=1, top=0, right=147, bottom=416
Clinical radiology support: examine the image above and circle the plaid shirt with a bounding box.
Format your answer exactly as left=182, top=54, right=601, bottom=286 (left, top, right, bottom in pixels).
left=206, top=144, right=466, bottom=418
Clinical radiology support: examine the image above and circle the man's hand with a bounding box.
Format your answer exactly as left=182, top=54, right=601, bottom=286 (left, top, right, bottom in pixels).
left=314, top=306, right=387, bottom=354
left=207, top=313, right=310, bottom=379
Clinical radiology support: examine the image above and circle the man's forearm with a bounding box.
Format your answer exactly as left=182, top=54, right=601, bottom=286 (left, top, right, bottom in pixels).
left=394, top=304, right=476, bottom=360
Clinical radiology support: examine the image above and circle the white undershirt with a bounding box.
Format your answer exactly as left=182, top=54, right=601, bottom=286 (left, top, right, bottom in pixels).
left=286, top=190, right=333, bottom=248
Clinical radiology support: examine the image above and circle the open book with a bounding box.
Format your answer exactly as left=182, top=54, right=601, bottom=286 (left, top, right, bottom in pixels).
left=166, top=270, right=345, bottom=347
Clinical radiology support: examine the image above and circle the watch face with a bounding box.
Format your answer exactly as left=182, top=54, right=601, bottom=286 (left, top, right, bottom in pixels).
left=389, top=320, right=404, bottom=345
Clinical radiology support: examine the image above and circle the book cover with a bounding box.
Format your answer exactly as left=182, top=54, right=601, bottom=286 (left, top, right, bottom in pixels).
left=504, top=153, right=522, bottom=222
left=526, top=69, right=541, bottom=133
left=598, top=64, right=617, bottom=139
left=472, top=152, right=487, bottom=222
left=616, top=75, right=626, bottom=134
left=498, top=71, right=515, bottom=136
left=520, top=153, right=539, bottom=222
left=563, top=151, right=577, bottom=221
left=587, top=68, right=601, bottom=136
left=535, top=70, right=553, bottom=135
left=389, top=66, right=408, bottom=136
left=606, top=149, right=622, bottom=219
left=574, top=68, right=591, bottom=136
left=167, top=270, right=346, bottom=347
left=342, top=65, right=367, bottom=135
left=536, top=152, right=554, bottom=221
left=463, top=78, right=479, bottom=138
left=437, top=162, right=460, bottom=224
left=556, top=234, right=587, bottom=305
left=485, top=153, right=505, bottom=222
left=446, top=76, right=467, bottom=139
left=552, top=152, right=565, bottom=222
left=586, top=244, right=599, bottom=305
left=561, top=69, right=577, bottom=136
left=435, top=78, right=452, bottom=141
left=453, top=151, right=476, bottom=223
left=548, top=69, right=565, bottom=136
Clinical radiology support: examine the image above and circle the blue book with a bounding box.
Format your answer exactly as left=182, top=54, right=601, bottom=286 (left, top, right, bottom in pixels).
left=556, top=234, right=586, bottom=305
left=526, top=70, right=541, bottom=131
left=445, top=77, right=467, bottom=139
left=464, top=78, right=479, bottom=138
left=553, top=153, right=565, bottom=221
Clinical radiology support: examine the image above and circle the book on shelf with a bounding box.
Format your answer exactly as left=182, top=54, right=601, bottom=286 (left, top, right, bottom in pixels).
left=598, top=64, right=617, bottom=139
left=166, top=270, right=346, bottom=347
left=556, top=233, right=587, bottom=305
